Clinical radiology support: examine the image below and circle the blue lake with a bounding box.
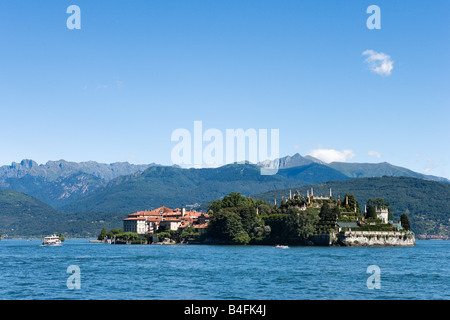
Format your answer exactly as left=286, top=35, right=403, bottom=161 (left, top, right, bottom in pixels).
left=0, top=239, right=448, bottom=300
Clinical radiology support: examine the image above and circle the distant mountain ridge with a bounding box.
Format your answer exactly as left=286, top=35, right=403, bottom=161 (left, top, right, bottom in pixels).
left=0, top=159, right=155, bottom=181
left=327, top=161, right=450, bottom=183
left=0, top=154, right=448, bottom=210
left=0, top=160, right=157, bottom=207
left=276, top=163, right=349, bottom=184
left=61, top=163, right=301, bottom=213
left=259, top=153, right=450, bottom=184
left=60, top=158, right=449, bottom=215
left=0, top=189, right=123, bottom=237
left=0, top=189, right=61, bottom=237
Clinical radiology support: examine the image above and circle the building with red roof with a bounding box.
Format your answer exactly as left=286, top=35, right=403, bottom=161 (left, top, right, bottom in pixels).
left=123, top=206, right=209, bottom=235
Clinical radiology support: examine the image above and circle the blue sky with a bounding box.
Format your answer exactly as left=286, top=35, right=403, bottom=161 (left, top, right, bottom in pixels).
left=0, top=0, right=449, bottom=178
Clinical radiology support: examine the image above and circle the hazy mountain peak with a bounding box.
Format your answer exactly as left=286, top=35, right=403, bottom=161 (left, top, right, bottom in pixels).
left=0, top=159, right=157, bottom=182
left=304, top=155, right=328, bottom=165
left=19, top=159, right=38, bottom=168
left=258, top=153, right=313, bottom=169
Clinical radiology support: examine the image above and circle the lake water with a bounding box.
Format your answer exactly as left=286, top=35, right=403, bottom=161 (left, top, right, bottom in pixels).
left=0, top=239, right=448, bottom=300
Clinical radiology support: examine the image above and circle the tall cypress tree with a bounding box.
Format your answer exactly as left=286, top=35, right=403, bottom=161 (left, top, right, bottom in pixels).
left=319, top=201, right=331, bottom=221
left=400, top=214, right=411, bottom=231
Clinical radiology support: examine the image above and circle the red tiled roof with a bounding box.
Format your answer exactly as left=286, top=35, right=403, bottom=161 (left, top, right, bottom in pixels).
left=123, top=217, right=146, bottom=221
left=152, top=206, right=174, bottom=214
left=146, top=217, right=162, bottom=222
left=164, top=212, right=182, bottom=217
left=128, top=210, right=160, bottom=217
left=162, top=217, right=181, bottom=222
left=124, top=207, right=208, bottom=227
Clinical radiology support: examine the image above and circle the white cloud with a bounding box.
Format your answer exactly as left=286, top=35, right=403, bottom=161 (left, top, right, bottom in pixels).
left=424, top=158, right=440, bottom=175
left=307, top=149, right=355, bottom=163
left=363, top=49, right=394, bottom=76
left=96, top=84, right=108, bottom=90
left=368, top=150, right=381, bottom=158
left=116, top=80, right=124, bottom=88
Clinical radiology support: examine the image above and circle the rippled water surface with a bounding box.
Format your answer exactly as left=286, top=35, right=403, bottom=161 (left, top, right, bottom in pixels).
left=0, top=239, right=448, bottom=300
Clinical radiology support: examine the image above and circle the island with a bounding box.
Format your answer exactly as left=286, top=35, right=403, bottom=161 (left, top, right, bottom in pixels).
left=98, top=190, right=415, bottom=247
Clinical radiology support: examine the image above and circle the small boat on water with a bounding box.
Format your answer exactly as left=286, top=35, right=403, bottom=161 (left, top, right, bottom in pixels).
left=42, top=234, right=62, bottom=246
left=276, top=244, right=289, bottom=249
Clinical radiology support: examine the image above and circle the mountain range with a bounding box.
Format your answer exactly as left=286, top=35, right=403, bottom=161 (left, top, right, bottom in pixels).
left=260, top=153, right=450, bottom=183
left=0, top=154, right=448, bottom=211
left=0, top=154, right=449, bottom=237
left=0, top=160, right=156, bottom=207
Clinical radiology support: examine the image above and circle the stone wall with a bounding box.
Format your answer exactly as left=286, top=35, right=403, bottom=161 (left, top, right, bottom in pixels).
left=310, top=233, right=338, bottom=246
left=337, top=231, right=415, bottom=247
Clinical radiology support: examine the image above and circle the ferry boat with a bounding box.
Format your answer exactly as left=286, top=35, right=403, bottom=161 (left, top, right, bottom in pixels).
left=42, top=234, right=62, bottom=246
left=276, top=244, right=289, bottom=249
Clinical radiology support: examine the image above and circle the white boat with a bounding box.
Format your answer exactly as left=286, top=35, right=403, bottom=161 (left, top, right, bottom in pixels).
left=42, top=234, right=62, bottom=246
left=276, top=245, right=289, bottom=249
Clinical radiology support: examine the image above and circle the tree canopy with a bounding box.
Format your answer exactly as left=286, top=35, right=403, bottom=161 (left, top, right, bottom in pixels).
left=400, top=214, right=411, bottom=231
left=207, top=192, right=319, bottom=244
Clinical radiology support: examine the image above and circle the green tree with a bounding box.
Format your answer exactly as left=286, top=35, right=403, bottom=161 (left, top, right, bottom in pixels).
left=155, top=231, right=172, bottom=240
left=208, top=192, right=256, bottom=213
left=279, top=195, right=307, bottom=212
left=262, top=214, right=286, bottom=238
left=249, top=217, right=269, bottom=242
left=285, top=207, right=319, bottom=239
left=388, top=211, right=394, bottom=221
left=106, top=228, right=124, bottom=239
left=344, top=194, right=359, bottom=213
left=366, top=205, right=377, bottom=219
left=319, top=201, right=331, bottom=220
left=116, top=232, right=139, bottom=241
left=98, top=227, right=107, bottom=240
left=367, top=198, right=390, bottom=209
left=400, top=214, right=411, bottom=231
left=319, top=201, right=339, bottom=222
left=232, top=231, right=251, bottom=245
left=255, top=199, right=274, bottom=215
left=236, top=206, right=257, bottom=234
left=58, top=232, right=66, bottom=242
left=180, top=225, right=195, bottom=238
left=207, top=208, right=249, bottom=244
left=332, top=205, right=340, bottom=219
